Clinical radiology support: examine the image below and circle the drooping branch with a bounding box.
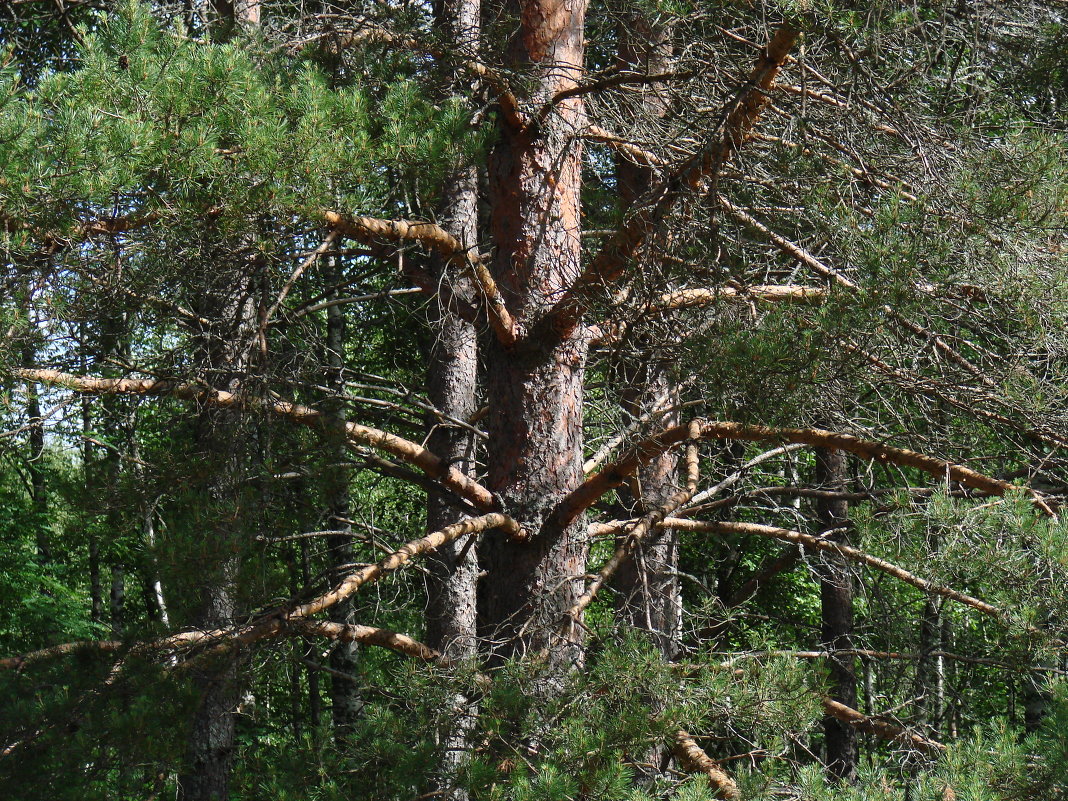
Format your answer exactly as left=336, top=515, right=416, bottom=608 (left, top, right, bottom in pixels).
left=555, top=419, right=1051, bottom=529
left=582, top=125, right=667, bottom=168
left=667, top=519, right=1003, bottom=619
left=323, top=212, right=516, bottom=347
left=15, top=369, right=503, bottom=515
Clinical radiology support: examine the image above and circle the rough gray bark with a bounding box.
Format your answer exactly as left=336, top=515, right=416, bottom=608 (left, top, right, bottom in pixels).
left=424, top=0, right=481, bottom=663
left=815, top=447, right=857, bottom=783
left=479, top=0, right=589, bottom=669
left=424, top=4, right=482, bottom=797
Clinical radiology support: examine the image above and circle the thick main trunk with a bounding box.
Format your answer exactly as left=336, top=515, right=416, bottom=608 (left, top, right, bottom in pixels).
left=479, top=0, right=588, bottom=668
left=815, top=448, right=857, bottom=783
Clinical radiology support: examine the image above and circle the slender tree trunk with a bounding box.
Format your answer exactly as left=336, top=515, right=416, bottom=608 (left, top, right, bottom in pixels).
left=425, top=0, right=481, bottom=665
left=609, top=13, right=681, bottom=662
left=322, top=253, right=362, bottom=737
left=22, top=338, right=51, bottom=565
left=178, top=257, right=260, bottom=801
left=479, top=0, right=589, bottom=669
left=815, top=447, right=857, bottom=783
left=916, top=595, right=943, bottom=732
left=424, top=5, right=482, bottom=797
left=299, top=538, right=323, bottom=731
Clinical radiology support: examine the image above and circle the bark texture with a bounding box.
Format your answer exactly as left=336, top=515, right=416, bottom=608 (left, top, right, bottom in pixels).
left=425, top=3, right=482, bottom=796
left=479, top=0, right=589, bottom=668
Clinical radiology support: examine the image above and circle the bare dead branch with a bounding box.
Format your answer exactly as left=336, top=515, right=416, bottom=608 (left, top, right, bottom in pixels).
left=556, top=419, right=1049, bottom=529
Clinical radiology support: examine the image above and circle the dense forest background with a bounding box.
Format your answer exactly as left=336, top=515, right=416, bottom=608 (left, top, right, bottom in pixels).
left=1, top=0, right=1067, bottom=799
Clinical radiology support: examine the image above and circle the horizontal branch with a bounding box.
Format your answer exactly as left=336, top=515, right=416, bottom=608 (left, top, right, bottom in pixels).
left=556, top=419, right=1048, bottom=529
left=16, top=368, right=503, bottom=516
left=592, top=285, right=826, bottom=347
left=323, top=212, right=516, bottom=347
left=668, top=519, right=1002, bottom=618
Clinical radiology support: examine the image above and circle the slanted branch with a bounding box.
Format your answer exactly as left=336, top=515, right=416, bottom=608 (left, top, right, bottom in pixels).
left=16, top=368, right=505, bottom=517
left=548, top=24, right=800, bottom=333
left=673, top=730, right=742, bottom=800
left=323, top=211, right=517, bottom=347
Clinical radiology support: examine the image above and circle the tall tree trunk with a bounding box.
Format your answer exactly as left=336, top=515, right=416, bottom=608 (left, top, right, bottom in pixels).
left=178, top=8, right=261, bottom=798
left=815, top=447, right=857, bottom=783
left=322, top=253, right=362, bottom=737
left=479, top=0, right=589, bottom=669
left=178, top=259, right=260, bottom=801
left=609, top=12, right=681, bottom=662
left=424, top=4, right=482, bottom=797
